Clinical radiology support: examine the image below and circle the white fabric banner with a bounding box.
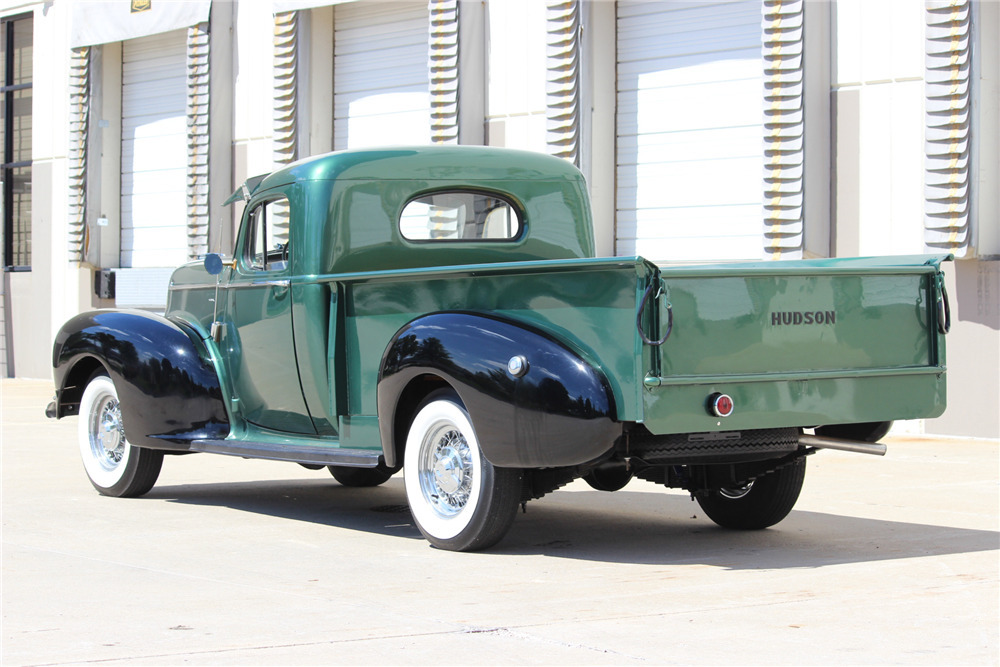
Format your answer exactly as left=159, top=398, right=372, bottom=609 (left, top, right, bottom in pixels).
left=272, top=0, right=356, bottom=13
left=70, top=0, right=211, bottom=48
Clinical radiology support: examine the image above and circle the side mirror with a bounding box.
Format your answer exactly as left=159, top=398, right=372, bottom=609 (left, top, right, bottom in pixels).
left=204, top=253, right=225, bottom=276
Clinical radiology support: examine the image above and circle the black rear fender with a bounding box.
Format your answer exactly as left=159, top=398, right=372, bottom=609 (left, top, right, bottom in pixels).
left=51, top=310, right=229, bottom=449
left=377, top=312, right=621, bottom=468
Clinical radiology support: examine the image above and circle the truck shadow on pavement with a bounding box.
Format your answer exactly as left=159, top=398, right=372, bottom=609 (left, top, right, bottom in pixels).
left=150, top=477, right=999, bottom=568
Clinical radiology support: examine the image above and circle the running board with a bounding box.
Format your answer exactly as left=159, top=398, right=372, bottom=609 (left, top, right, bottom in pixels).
left=190, top=439, right=382, bottom=467
left=799, top=434, right=887, bottom=456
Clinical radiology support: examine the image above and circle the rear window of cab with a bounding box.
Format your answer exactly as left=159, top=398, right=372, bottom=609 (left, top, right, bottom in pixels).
left=400, top=191, right=522, bottom=242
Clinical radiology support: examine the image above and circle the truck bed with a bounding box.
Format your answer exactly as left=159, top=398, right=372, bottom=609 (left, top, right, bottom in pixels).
left=325, top=254, right=949, bottom=440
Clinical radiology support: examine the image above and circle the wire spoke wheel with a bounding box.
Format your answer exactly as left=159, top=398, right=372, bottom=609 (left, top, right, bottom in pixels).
left=89, top=394, right=126, bottom=472
left=78, top=374, right=163, bottom=498
left=403, top=390, right=521, bottom=551
left=696, top=459, right=806, bottom=530
left=418, top=423, right=474, bottom=517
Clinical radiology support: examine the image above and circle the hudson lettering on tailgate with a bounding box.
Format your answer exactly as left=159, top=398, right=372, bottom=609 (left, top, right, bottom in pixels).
left=770, top=310, right=836, bottom=326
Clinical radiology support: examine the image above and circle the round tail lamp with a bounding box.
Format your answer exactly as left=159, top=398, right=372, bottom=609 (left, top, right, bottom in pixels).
left=709, top=393, right=734, bottom=418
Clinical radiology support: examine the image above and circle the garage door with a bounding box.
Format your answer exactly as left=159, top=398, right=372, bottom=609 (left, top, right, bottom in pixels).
left=334, top=2, right=430, bottom=149
left=616, top=1, right=764, bottom=262
left=121, top=29, right=187, bottom=268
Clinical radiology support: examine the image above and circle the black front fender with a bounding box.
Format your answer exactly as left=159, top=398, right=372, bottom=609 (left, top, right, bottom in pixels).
left=377, top=312, right=621, bottom=468
left=51, top=309, right=229, bottom=449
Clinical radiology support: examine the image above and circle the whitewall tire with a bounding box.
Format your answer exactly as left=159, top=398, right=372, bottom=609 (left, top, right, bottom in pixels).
left=403, top=390, right=521, bottom=551
left=78, top=374, right=163, bottom=497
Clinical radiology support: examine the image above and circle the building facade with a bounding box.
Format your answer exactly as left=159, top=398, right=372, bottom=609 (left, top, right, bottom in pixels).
left=1, top=0, right=997, bottom=438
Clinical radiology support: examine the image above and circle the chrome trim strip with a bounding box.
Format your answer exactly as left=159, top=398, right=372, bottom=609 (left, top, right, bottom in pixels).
left=169, top=279, right=291, bottom=291
left=643, top=365, right=946, bottom=388
left=249, top=279, right=291, bottom=288
left=190, top=439, right=382, bottom=467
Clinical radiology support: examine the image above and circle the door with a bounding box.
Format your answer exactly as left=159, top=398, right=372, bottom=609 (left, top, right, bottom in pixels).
left=616, top=1, right=765, bottom=262
left=121, top=29, right=187, bottom=268
left=221, top=193, right=315, bottom=434
left=333, top=1, right=431, bottom=149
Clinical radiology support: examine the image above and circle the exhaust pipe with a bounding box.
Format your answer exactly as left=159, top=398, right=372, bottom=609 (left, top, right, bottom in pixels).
left=798, top=434, right=887, bottom=457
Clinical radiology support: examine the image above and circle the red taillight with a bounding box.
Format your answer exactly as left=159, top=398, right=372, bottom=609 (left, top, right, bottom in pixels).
left=709, top=393, right=734, bottom=417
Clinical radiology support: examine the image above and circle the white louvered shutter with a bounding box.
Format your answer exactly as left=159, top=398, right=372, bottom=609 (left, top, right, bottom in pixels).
left=271, top=10, right=299, bottom=246
left=616, top=1, right=765, bottom=262
left=762, top=0, right=804, bottom=260
left=334, top=2, right=431, bottom=150
left=925, top=0, right=972, bottom=257
left=429, top=0, right=459, bottom=144
left=121, top=29, right=188, bottom=268
left=273, top=11, right=298, bottom=169
left=546, top=0, right=581, bottom=165
left=186, top=23, right=210, bottom=259
left=68, top=47, right=90, bottom=263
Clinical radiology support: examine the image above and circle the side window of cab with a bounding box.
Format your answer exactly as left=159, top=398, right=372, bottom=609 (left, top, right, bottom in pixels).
left=244, top=197, right=291, bottom=272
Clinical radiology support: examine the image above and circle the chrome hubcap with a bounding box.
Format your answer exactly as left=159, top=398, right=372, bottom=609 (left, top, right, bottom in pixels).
left=91, top=395, right=125, bottom=471
left=719, top=480, right=754, bottom=500
left=419, top=423, right=473, bottom=518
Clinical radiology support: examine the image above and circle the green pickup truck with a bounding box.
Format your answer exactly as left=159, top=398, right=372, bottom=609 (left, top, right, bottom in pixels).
left=48, top=146, right=950, bottom=551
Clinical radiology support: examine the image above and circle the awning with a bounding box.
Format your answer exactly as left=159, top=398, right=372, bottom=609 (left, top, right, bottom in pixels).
left=70, top=0, right=212, bottom=49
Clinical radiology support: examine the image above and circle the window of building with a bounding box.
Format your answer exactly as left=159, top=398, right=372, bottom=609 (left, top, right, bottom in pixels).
left=485, top=0, right=548, bottom=152
left=1, top=13, right=32, bottom=270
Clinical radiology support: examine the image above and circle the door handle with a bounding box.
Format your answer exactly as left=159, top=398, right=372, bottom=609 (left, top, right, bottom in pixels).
left=250, top=279, right=291, bottom=288
left=250, top=278, right=290, bottom=298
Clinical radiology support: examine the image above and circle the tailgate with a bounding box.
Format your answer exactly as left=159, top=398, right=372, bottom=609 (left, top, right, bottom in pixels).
left=640, top=255, right=951, bottom=434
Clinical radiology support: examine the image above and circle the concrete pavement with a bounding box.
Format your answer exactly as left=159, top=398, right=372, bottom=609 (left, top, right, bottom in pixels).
left=2, top=378, right=997, bottom=665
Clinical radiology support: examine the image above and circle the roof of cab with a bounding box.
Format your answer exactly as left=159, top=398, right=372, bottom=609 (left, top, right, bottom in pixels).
left=226, top=146, right=585, bottom=204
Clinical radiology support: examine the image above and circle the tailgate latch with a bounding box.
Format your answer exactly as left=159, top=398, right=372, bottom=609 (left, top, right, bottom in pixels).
left=936, top=274, right=951, bottom=334
left=637, top=279, right=673, bottom=346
